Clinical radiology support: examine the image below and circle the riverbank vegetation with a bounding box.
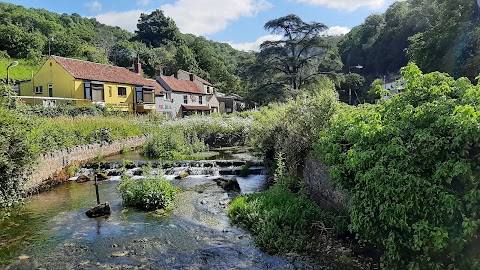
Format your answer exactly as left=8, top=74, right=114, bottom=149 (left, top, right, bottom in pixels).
left=236, top=63, right=480, bottom=269
left=0, top=86, right=155, bottom=217
left=318, top=63, right=480, bottom=269
left=117, top=173, right=177, bottom=211
left=142, top=116, right=251, bottom=160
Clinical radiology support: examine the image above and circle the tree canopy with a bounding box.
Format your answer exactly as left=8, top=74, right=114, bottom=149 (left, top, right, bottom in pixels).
left=247, top=14, right=342, bottom=103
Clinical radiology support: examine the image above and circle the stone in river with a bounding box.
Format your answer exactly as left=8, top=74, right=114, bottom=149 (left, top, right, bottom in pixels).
left=86, top=202, right=111, bottom=218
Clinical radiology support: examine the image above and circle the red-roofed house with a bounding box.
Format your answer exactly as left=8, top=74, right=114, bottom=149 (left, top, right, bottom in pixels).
left=18, top=56, right=164, bottom=113
left=156, top=73, right=212, bottom=117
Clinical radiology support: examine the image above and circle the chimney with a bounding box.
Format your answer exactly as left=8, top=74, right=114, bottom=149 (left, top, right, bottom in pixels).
left=156, top=65, right=164, bottom=77
left=189, top=74, right=194, bottom=81
left=134, top=54, right=142, bottom=75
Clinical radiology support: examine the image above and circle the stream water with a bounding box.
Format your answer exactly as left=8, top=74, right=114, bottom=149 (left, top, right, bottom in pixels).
left=0, top=149, right=319, bottom=270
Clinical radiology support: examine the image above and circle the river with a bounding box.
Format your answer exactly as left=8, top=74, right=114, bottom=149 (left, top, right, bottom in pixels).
left=0, top=149, right=319, bottom=270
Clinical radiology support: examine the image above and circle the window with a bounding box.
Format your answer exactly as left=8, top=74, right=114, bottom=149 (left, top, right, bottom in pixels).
left=48, top=84, right=53, bottom=97
left=35, top=86, right=43, bottom=94
left=199, top=95, right=203, bottom=105
left=143, top=90, right=154, bottom=103
left=136, top=87, right=143, bottom=103
left=183, top=95, right=188, bottom=104
left=164, top=92, right=172, bottom=101
left=118, top=87, right=127, bottom=97
left=91, top=83, right=104, bottom=101
left=84, top=82, right=91, bottom=100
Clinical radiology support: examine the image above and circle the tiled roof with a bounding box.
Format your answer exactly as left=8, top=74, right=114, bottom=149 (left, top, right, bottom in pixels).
left=177, top=69, right=213, bottom=86
left=182, top=105, right=210, bottom=111
left=52, top=56, right=164, bottom=95
left=158, top=76, right=204, bottom=94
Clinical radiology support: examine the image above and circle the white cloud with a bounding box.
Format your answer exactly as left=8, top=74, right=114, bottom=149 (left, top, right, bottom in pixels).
left=161, top=0, right=272, bottom=36
left=322, top=26, right=350, bottom=36
left=95, top=10, right=144, bottom=32
left=227, top=34, right=283, bottom=52
left=85, top=0, right=102, bottom=12
left=296, top=0, right=385, bottom=11
left=137, top=0, right=151, bottom=6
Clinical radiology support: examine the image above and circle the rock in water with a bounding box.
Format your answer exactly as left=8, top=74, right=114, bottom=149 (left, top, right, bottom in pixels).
left=96, top=172, right=109, bottom=181
left=214, top=178, right=241, bottom=192
left=76, top=175, right=91, bottom=183
left=86, top=202, right=111, bottom=218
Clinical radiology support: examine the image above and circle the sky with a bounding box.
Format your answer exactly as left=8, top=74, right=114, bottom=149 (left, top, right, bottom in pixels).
left=5, top=0, right=400, bottom=51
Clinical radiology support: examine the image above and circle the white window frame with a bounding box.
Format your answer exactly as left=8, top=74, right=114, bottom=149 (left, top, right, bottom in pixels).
left=183, top=95, right=188, bottom=104
left=35, top=86, right=43, bottom=94
left=199, top=95, right=203, bottom=105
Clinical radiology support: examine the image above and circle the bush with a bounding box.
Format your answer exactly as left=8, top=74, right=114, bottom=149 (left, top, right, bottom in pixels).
left=228, top=185, right=348, bottom=254
left=117, top=174, right=177, bottom=211
left=317, top=63, right=480, bottom=269
left=141, top=128, right=207, bottom=160
left=0, top=86, right=37, bottom=217
left=250, top=84, right=338, bottom=175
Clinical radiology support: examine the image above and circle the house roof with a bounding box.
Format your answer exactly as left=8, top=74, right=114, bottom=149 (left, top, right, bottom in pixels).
left=182, top=105, right=211, bottom=111
left=51, top=56, right=164, bottom=95
left=157, top=76, right=204, bottom=94
left=177, top=69, right=213, bottom=86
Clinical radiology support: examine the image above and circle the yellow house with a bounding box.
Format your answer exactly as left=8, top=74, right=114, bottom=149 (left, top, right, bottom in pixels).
left=18, top=55, right=164, bottom=113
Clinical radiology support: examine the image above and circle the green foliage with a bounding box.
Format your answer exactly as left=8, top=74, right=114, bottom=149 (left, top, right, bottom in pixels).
left=335, top=72, right=366, bottom=104
left=27, top=115, right=149, bottom=154
left=229, top=184, right=349, bottom=254
left=228, top=185, right=321, bottom=253
left=117, top=174, right=177, bottom=211
left=247, top=14, right=342, bottom=103
left=0, top=58, right=39, bottom=80
left=142, top=128, right=207, bottom=160
left=134, top=9, right=182, bottom=48
left=250, top=84, right=338, bottom=174
left=18, top=104, right=127, bottom=117
left=317, top=63, right=480, bottom=269
left=0, top=106, right=35, bottom=215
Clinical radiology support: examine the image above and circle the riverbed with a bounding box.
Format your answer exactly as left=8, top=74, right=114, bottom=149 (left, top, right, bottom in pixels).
left=0, top=150, right=322, bottom=270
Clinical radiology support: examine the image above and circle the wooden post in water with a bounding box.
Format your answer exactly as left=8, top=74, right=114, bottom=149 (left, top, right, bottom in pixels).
left=94, top=173, right=100, bottom=205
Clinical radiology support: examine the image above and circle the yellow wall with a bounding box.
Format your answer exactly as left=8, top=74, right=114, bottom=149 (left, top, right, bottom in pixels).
left=19, top=56, right=76, bottom=106
left=18, top=57, right=140, bottom=112
left=103, top=82, right=135, bottom=112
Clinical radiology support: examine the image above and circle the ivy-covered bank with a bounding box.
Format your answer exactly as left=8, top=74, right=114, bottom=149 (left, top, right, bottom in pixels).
left=318, top=63, right=480, bottom=269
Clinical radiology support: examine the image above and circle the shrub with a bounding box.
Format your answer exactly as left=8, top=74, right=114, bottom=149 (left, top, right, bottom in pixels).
left=229, top=184, right=349, bottom=255
left=250, top=85, right=338, bottom=175
left=141, top=128, right=207, bottom=160
left=117, top=174, right=177, bottom=211
left=317, top=63, right=480, bottom=269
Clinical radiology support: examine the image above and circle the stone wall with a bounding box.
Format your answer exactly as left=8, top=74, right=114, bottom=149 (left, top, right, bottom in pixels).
left=25, top=135, right=149, bottom=192
left=302, top=152, right=349, bottom=210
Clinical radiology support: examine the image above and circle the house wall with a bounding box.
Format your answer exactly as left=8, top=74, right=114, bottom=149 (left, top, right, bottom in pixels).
left=18, top=57, right=138, bottom=112
left=155, top=93, right=175, bottom=117
left=19, top=57, right=79, bottom=106
left=207, top=94, right=220, bottom=113
left=173, top=92, right=206, bottom=117
left=101, top=83, right=135, bottom=112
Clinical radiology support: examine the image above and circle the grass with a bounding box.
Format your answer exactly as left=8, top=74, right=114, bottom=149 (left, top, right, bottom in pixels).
left=0, top=58, right=40, bottom=80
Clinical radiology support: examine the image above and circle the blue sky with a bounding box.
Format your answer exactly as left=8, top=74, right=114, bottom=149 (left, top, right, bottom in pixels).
left=5, top=0, right=400, bottom=50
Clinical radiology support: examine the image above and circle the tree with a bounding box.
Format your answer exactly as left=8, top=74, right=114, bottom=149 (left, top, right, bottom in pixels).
left=335, top=73, right=366, bottom=104
left=135, top=9, right=182, bottom=48
left=252, top=14, right=342, bottom=102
